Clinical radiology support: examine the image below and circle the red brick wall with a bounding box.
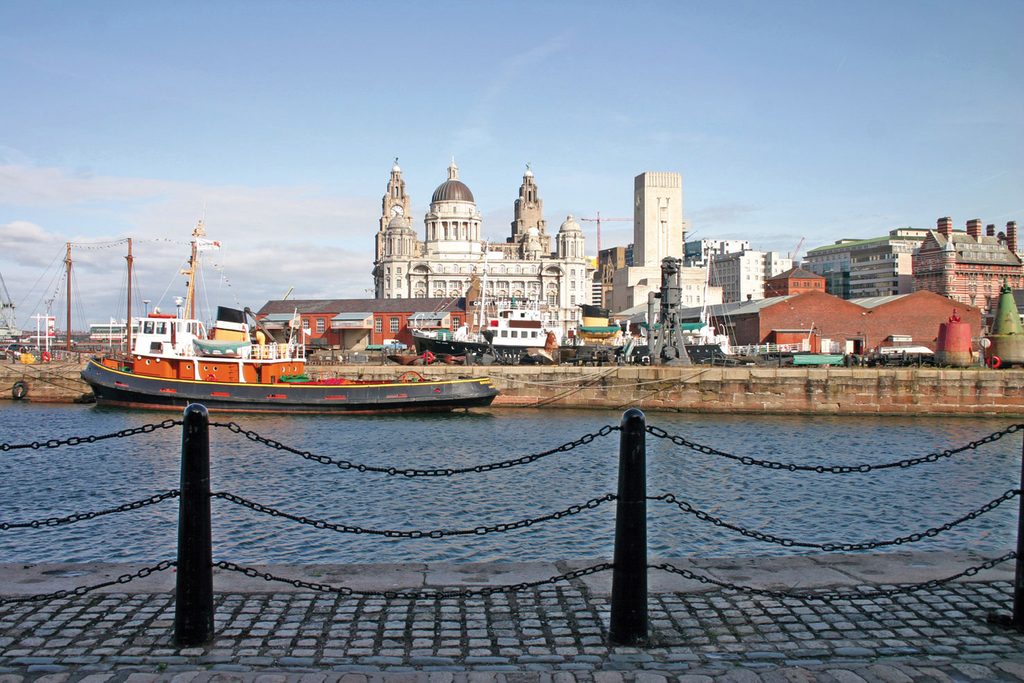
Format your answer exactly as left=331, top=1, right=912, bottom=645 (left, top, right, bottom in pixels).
left=721, top=290, right=978, bottom=352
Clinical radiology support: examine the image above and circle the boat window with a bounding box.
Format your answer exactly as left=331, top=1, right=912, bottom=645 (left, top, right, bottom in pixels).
left=510, top=331, right=518, bottom=338
left=155, top=322, right=167, bottom=335
left=143, top=321, right=155, bottom=334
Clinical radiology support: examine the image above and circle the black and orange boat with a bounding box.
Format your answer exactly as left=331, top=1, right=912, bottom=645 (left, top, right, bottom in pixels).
left=81, top=224, right=498, bottom=414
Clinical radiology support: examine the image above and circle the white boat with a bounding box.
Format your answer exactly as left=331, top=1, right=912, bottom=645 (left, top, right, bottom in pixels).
left=412, top=298, right=562, bottom=364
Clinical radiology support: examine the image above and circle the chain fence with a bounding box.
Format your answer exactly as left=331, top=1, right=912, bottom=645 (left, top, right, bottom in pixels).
left=0, top=490, right=180, bottom=530
left=209, top=420, right=619, bottom=476
left=0, top=560, right=176, bottom=606
left=650, top=551, right=1018, bottom=603
left=213, top=490, right=615, bottom=538
left=1, top=414, right=1021, bottom=641
left=212, top=559, right=613, bottom=600
left=0, top=419, right=181, bottom=452
left=646, top=422, right=1024, bottom=473
left=649, top=489, right=1021, bottom=552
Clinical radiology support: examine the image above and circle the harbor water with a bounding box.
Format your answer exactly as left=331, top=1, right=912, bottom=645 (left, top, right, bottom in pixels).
left=0, top=403, right=1020, bottom=565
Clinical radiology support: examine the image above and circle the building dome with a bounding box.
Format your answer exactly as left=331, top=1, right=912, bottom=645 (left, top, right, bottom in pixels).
left=431, top=180, right=475, bottom=203
left=431, top=160, right=475, bottom=203
left=559, top=214, right=582, bottom=233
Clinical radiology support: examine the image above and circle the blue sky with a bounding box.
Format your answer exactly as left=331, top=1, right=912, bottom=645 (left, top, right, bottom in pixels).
left=1, top=1, right=1021, bottom=327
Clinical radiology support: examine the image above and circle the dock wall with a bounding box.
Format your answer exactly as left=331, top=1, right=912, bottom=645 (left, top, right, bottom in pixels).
left=2, top=361, right=1023, bottom=416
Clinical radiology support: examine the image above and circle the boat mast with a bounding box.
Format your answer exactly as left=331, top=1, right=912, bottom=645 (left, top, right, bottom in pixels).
left=125, top=238, right=133, bottom=353
left=181, top=220, right=205, bottom=320
left=64, top=242, right=72, bottom=352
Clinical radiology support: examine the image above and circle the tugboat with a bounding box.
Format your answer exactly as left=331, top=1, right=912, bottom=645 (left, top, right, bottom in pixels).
left=81, top=224, right=498, bottom=414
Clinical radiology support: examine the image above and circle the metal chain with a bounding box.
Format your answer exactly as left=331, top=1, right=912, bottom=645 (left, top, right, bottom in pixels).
left=209, top=421, right=619, bottom=476
left=213, top=559, right=613, bottom=599
left=650, top=489, right=1021, bottom=552
left=0, top=560, right=177, bottom=605
left=646, top=423, right=1024, bottom=473
left=0, top=419, right=182, bottom=452
left=213, top=490, right=616, bottom=538
left=650, top=551, right=1017, bottom=602
left=1, top=490, right=181, bottom=531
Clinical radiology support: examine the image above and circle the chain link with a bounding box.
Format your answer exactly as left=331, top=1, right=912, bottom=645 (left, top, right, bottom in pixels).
left=213, top=559, right=613, bottom=599
left=650, top=490, right=1021, bottom=552
left=209, top=421, right=619, bottom=476
left=213, top=491, right=616, bottom=538
left=651, top=552, right=1016, bottom=602
left=0, top=560, right=177, bottom=605
left=1, top=490, right=181, bottom=531
left=0, top=419, right=182, bottom=453
left=646, top=423, right=1024, bottom=473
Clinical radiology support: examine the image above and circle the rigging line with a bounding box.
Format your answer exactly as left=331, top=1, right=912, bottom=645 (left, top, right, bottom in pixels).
left=68, top=238, right=130, bottom=250
left=152, top=258, right=189, bottom=314
left=13, top=249, right=64, bottom=316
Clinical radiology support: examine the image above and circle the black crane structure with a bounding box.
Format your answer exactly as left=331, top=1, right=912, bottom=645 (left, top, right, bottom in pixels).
left=648, top=257, right=693, bottom=366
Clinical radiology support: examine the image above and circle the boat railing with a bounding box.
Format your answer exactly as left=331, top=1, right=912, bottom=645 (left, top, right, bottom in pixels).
left=732, top=342, right=806, bottom=356
left=251, top=342, right=304, bottom=361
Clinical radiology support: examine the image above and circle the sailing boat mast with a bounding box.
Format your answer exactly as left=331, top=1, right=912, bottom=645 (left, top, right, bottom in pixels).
left=125, top=238, right=133, bottom=353
left=64, top=242, right=72, bottom=352
left=181, top=220, right=205, bottom=320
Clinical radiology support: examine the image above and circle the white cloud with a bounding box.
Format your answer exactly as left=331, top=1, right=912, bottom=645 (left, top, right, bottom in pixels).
left=0, top=164, right=379, bottom=328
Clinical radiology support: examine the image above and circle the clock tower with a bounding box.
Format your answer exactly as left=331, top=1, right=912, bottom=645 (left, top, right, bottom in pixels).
left=375, top=159, right=413, bottom=263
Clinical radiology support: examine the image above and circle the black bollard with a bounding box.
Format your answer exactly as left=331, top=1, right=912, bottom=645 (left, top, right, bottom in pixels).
left=175, top=403, right=214, bottom=646
left=610, top=408, right=648, bottom=645
left=1014, top=432, right=1024, bottom=630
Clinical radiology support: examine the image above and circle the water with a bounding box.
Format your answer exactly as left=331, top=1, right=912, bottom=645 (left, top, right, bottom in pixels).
left=0, top=403, right=1020, bottom=565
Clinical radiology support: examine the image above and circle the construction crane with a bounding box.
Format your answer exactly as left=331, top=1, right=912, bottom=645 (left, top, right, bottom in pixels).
left=580, top=211, right=631, bottom=255
left=790, top=237, right=806, bottom=262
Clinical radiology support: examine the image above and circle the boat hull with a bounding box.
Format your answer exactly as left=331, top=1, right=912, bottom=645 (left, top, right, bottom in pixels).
left=81, top=359, right=498, bottom=414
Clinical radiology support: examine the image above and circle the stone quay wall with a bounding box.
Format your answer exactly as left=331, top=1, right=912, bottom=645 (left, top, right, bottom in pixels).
left=3, top=360, right=1023, bottom=416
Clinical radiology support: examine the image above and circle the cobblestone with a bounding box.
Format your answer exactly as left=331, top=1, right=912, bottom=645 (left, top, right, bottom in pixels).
left=1, top=568, right=1023, bottom=683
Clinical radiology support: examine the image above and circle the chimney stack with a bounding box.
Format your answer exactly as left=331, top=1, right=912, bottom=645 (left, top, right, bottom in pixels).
left=937, top=216, right=954, bottom=237
left=966, top=218, right=982, bottom=240
left=987, top=224, right=996, bottom=237
left=1008, top=221, right=1018, bottom=254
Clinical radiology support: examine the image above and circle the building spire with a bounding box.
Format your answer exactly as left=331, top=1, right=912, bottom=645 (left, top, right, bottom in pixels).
left=448, top=157, right=458, bottom=180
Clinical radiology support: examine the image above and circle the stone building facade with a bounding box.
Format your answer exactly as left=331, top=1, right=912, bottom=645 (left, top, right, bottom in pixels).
left=804, top=228, right=928, bottom=299
left=912, top=217, right=1023, bottom=318
left=372, top=161, right=593, bottom=333
left=610, top=171, right=716, bottom=312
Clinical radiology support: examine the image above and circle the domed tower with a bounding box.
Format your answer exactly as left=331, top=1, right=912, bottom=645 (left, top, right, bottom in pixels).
left=424, top=160, right=482, bottom=257
left=557, top=214, right=585, bottom=261
left=510, top=164, right=550, bottom=258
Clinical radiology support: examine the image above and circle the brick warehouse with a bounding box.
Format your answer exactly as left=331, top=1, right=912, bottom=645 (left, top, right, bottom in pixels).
left=705, top=289, right=981, bottom=354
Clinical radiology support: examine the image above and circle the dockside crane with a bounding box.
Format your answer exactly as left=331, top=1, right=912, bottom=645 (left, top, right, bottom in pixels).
left=580, top=212, right=632, bottom=255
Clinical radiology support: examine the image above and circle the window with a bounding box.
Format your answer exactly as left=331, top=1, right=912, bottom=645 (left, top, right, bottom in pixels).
left=315, top=319, right=325, bottom=333
left=375, top=318, right=382, bottom=333
left=390, top=318, right=400, bottom=333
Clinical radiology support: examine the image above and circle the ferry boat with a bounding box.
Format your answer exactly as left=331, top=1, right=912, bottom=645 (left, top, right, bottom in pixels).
left=411, top=297, right=562, bottom=364
left=80, top=224, right=499, bottom=414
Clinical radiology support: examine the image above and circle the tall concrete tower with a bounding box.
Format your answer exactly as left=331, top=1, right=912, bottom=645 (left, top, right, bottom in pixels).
left=633, top=171, right=685, bottom=268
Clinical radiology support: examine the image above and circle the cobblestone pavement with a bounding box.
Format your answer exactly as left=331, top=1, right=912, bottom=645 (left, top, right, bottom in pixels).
left=2, top=578, right=1023, bottom=682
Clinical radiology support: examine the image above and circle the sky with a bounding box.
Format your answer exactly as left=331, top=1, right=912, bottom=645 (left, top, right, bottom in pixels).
left=1, top=0, right=1021, bottom=329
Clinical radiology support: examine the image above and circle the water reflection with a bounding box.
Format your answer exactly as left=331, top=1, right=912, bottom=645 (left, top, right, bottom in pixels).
left=0, top=404, right=1018, bottom=564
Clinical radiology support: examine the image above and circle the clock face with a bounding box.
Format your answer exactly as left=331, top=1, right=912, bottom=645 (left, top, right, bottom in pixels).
left=390, top=205, right=404, bottom=217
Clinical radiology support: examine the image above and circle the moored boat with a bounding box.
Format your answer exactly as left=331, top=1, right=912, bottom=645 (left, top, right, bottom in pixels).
left=80, top=223, right=499, bottom=414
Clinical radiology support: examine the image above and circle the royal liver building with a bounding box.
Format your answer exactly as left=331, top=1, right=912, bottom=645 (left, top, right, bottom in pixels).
left=372, top=160, right=593, bottom=331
